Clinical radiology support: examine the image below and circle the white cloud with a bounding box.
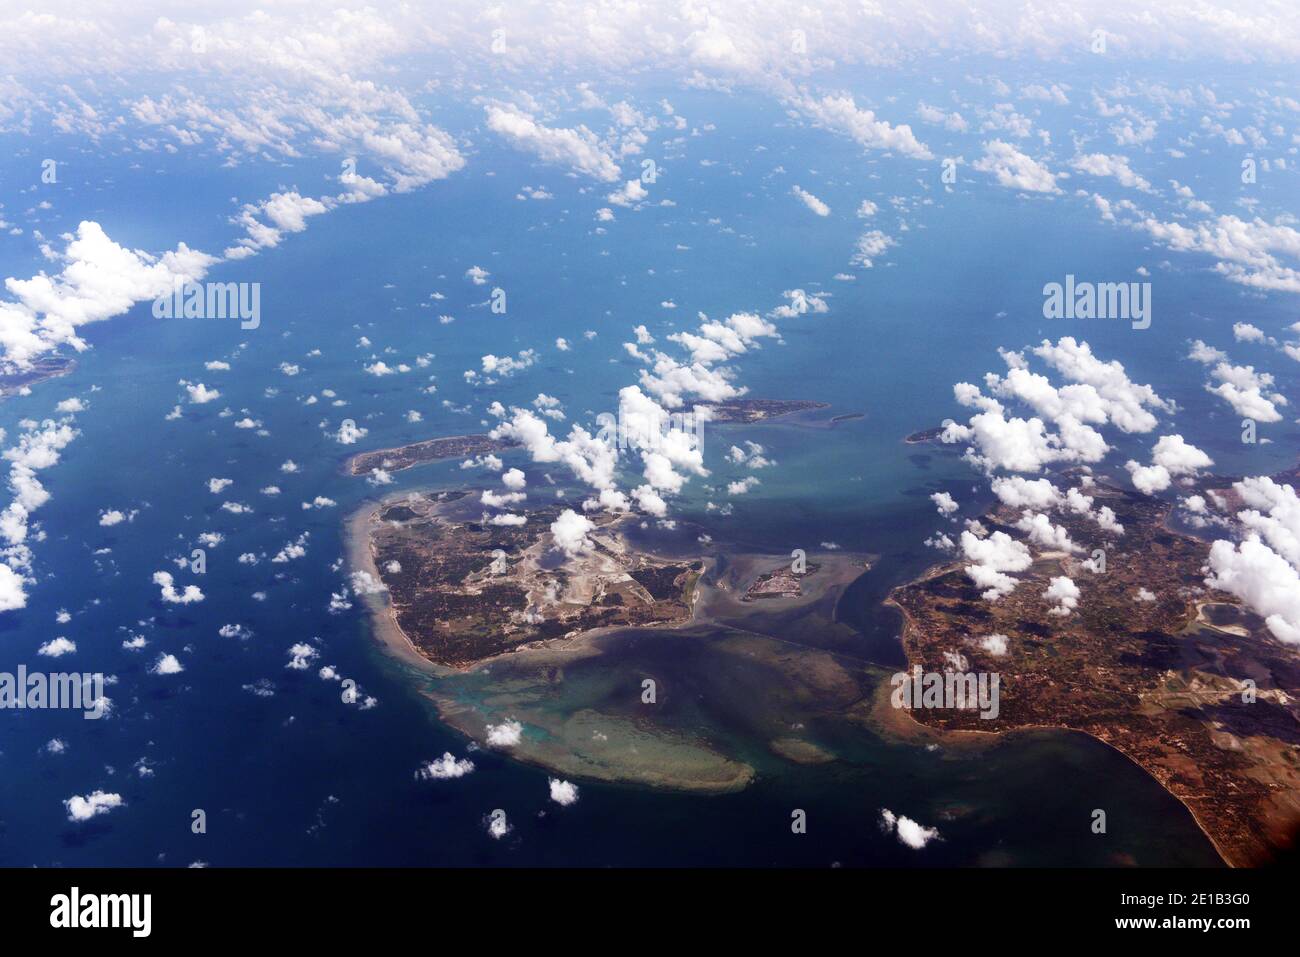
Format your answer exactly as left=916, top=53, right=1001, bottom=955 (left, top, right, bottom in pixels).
left=485, top=718, right=523, bottom=747
left=548, top=778, right=580, bottom=805
left=1206, top=536, right=1300, bottom=645
left=417, top=753, right=475, bottom=780
left=1151, top=434, right=1213, bottom=476
left=1125, top=460, right=1171, bottom=495
left=64, top=790, right=124, bottom=822
left=1069, top=152, right=1151, bottom=191
left=550, top=509, right=595, bottom=558
left=38, top=636, right=75, bottom=657
left=286, top=642, right=319, bottom=670
left=796, top=94, right=932, bottom=160
left=879, top=808, right=940, bottom=849
left=1205, top=476, right=1300, bottom=645
left=150, top=652, right=184, bottom=675
left=973, top=140, right=1061, bottom=193
left=1, top=221, right=215, bottom=368
left=486, top=104, right=620, bottom=182
left=961, top=530, right=1032, bottom=600
left=335, top=420, right=368, bottom=444
left=791, top=185, right=830, bottom=216
left=931, top=491, right=958, bottom=516
left=607, top=178, right=648, bottom=207
left=1203, top=361, right=1287, bottom=422
left=152, top=570, right=204, bottom=604
left=979, top=633, right=1009, bottom=656
left=1043, top=575, right=1080, bottom=616
left=851, top=230, right=895, bottom=268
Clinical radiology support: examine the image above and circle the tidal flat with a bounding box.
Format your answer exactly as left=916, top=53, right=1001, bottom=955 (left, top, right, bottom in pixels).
left=347, top=489, right=1228, bottom=868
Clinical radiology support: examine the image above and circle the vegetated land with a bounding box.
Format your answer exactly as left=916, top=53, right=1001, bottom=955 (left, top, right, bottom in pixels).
left=700, top=399, right=828, bottom=422
left=889, top=471, right=1300, bottom=867
left=346, top=434, right=514, bottom=476
left=743, top=562, right=822, bottom=601
left=367, top=492, right=702, bottom=668
left=345, top=398, right=826, bottom=476
left=0, top=356, right=74, bottom=397
left=904, top=426, right=945, bottom=444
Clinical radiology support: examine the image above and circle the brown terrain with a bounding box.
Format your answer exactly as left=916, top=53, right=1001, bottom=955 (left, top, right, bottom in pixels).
left=346, top=398, right=823, bottom=477
left=0, top=356, right=74, bottom=397
left=345, top=434, right=514, bottom=476
left=888, top=472, right=1300, bottom=866
left=364, top=491, right=702, bottom=668
left=742, top=562, right=821, bottom=600
left=700, top=398, right=828, bottom=422
left=904, top=426, right=945, bottom=444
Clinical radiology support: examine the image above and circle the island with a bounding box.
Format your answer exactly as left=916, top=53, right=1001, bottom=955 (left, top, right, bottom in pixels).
left=345, top=434, right=515, bottom=477
left=904, top=426, right=945, bottom=444
left=343, top=400, right=829, bottom=477
left=699, top=398, right=828, bottom=423
left=887, top=470, right=1300, bottom=867
left=0, top=356, right=74, bottom=397
left=742, top=562, right=821, bottom=601
left=359, top=491, right=702, bottom=668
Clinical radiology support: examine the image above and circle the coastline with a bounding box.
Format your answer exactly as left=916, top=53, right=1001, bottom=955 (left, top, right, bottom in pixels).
left=343, top=495, right=455, bottom=677
left=883, top=589, right=1243, bottom=867
left=343, top=488, right=882, bottom=795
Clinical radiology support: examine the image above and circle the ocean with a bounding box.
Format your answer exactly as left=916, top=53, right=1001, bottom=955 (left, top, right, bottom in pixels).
left=2, top=71, right=1295, bottom=867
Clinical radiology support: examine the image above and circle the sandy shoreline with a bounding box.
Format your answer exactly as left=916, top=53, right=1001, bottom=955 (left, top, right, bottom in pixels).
left=343, top=495, right=454, bottom=677
left=884, top=590, right=1240, bottom=866
left=344, top=489, right=724, bottom=676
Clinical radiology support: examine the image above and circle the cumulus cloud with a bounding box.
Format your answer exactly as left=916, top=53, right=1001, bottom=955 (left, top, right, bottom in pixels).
left=1, top=221, right=215, bottom=368
left=943, top=338, right=1170, bottom=475
left=990, top=476, right=1061, bottom=510
left=1150, top=434, right=1213, bottom=476
left=931, top=491, right=958, bottom=516
left=487, top=104, right=620, bottom=182
left=1014, top=511, right=1079, bottom=552
left=851, top=230, right=895, bottom=268
left=485, top=718, right=523, bottom=747
left=1125, top=460, right=1172, bottom=495
left=149, top=653, right=184, bottom=675
left=550, top=509, right=595, bottom=558
left=416, top=753, right=475, bottom=780
left=796, top=93, right=932, bottom=160
left=1137, top=213, right=1300, bottom=294
left=38, top=636, right=76, bottom=657
left=1205, top=476, right=1300, bottom=645
left=879, top=808, right=940, bottom=849
left=1203, top=361, right=1287, bottom=422
left=791, top=185, right=830, bottom=216
left=607, top=178, right=649, bottom=207
left=973, top=140, right=1061, bottom=193
left=961, top=530, right=1032, bottom=600
left=1069, top=152, right=1151, bottom=192
left=1043, top=575, right=1080, bottom=616
left=335, top=420, right=368, bottom=444
left=152, top=570, right=204, bottom=604
left=64, top=790, right=124, bottom=822
left=979, top=633, right=1009, bottom=656
left=286, top=642, right=319, bottom=670
left=548, top=778, right=580, bottom=805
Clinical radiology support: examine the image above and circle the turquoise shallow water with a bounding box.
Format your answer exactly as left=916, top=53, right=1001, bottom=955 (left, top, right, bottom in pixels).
left=1, top=72, right=1295, bottom=866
